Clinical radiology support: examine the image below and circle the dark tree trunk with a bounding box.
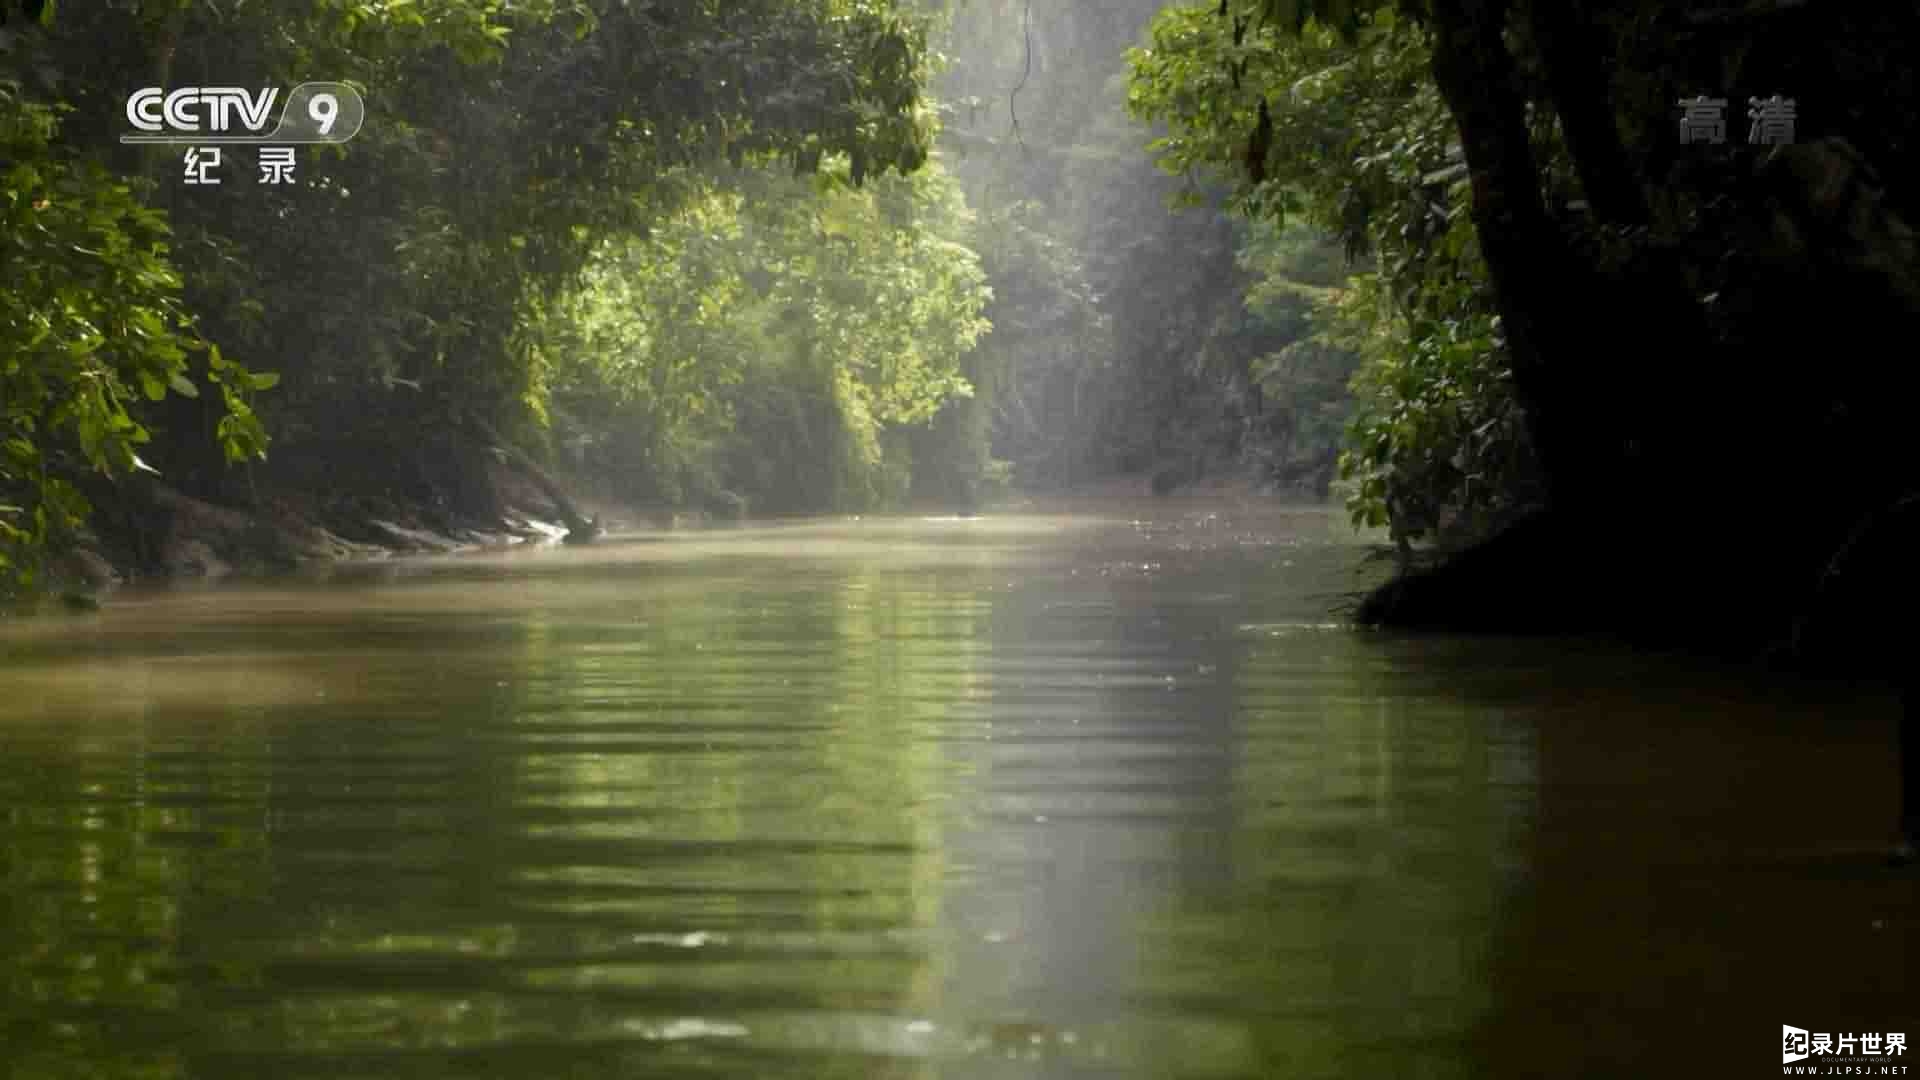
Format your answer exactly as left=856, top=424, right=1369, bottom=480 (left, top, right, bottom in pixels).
left=1521, top=0, right=1721, bottom=497
left=1426, top=0, right=1606, bottom=509
left=1523, top=1, right=1648, bottom=226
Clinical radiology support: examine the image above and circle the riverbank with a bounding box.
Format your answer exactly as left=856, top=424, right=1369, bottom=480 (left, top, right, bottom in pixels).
left=25, top=456, right=1342, bottom=611
left=30, top=457, right=639, bottom=608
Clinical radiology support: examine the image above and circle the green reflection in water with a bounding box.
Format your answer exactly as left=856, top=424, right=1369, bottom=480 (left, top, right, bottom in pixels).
left=0, top=549, right=1005, bottom=1079
left=2, top=507, right=1903, bottom=1079
left=0, top=705, right=276, bottom=1080
left=1130, top=627, right=1534, bottom=1080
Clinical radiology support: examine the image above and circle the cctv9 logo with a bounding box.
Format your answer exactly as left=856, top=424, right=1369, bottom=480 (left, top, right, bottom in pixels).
left=122, top=82, right=365, bottom=144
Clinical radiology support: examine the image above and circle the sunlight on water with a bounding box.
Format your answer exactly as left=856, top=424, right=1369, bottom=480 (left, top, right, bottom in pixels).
left=0, top=502, right=1909, bottom=1079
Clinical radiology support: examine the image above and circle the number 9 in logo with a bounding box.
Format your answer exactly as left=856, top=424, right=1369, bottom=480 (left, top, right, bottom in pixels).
left=275, top=83, right=363, bottom=143
left=309, top=93, right=339, bottom=136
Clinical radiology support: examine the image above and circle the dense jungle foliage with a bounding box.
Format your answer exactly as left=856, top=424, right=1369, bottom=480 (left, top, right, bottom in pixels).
left=1128, top=0, right=1920, bottom=657
left=1, top=0, right=948, bottom=593
left=5, top=0, right=1917, bottom=668
left=1, top=0, right=1363, bottom=601
left=1130, top=6, right=1528, bottom=547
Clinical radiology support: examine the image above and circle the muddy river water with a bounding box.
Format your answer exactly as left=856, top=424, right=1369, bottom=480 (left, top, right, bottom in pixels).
left=1, top=501, right=1911, bottom=1078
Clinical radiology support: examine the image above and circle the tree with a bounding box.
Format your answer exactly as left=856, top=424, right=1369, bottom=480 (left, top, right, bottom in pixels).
left=0, top=84, right=269, bottom=597
left=1130, top=5, right=1533, bottom=540
left=1129, top=0, right=1920, bottom=654
left=536, top=160, right=990, bottom=515
left=0, top=0, right=946, bottom=589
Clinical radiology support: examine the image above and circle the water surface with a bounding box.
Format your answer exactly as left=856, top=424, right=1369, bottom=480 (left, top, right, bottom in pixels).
left=1, top=502, right=1911, bottom=1078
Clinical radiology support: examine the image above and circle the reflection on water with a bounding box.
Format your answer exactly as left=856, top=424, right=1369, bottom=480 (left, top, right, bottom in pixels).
left=0, top=502, right=1911, bottom=1078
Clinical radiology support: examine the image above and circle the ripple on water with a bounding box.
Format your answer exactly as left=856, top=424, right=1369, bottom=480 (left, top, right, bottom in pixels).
left=2, top=506, right=1906, bottom=1080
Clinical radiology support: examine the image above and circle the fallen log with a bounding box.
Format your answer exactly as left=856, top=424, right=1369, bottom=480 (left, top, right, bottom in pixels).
left=469, top=417, right=602, bottom=544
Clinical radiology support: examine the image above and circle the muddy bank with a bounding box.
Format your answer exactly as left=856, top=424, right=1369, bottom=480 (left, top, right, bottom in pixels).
left=40, top=457, right=1320, bottom=608
left=37, top=457, right=647, bottom=604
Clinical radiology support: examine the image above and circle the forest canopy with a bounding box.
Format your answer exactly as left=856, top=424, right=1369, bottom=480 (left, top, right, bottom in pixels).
left=1, top=0, right=1370, bottom=601
left=0, top=0, right=948, bottom=590
left=8, top=0, right=1912, bottom=665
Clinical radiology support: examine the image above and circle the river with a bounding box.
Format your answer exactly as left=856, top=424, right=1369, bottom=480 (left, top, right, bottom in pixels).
left=0, top=501, right=1912, bottom=1078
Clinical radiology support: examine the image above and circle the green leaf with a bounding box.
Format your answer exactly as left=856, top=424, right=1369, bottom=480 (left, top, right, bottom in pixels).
left=249, top=371, right=280, bottom=391
left=168, top=373, right=199, bottom=398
